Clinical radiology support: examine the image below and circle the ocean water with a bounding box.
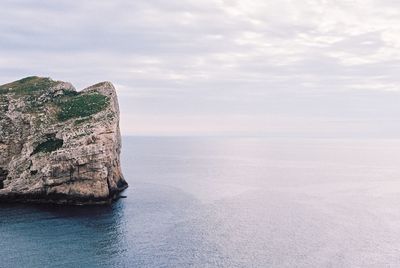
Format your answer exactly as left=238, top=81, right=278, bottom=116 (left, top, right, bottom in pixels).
left=2, top=137, right=400, bottom=267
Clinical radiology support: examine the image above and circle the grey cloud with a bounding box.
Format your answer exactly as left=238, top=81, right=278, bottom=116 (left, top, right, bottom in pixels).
left=1, top=0, right=400, bottom=136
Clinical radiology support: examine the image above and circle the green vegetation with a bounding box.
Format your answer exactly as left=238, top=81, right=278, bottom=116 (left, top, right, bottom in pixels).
left=61, top=89, right=79, bottom=97
left=0, top=76, right=57, bottom=95
left=57, top=93, right=109, bottom=121
left=31, top=137, right=63, bottom=155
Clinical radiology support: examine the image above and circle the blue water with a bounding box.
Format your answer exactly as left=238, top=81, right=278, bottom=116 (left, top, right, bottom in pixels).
left=2, top=137, right=400, bottom=267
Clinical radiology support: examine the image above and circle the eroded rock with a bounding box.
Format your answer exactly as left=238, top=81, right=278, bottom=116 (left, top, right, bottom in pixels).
left=0, top=76, right=128, bottom=205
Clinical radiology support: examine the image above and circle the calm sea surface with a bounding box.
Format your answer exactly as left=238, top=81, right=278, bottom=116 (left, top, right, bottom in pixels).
left=2, top=137, right=400, bottom=267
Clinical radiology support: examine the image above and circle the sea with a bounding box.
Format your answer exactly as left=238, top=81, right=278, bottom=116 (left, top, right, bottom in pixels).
left=2, top=136, right=400, bottom=267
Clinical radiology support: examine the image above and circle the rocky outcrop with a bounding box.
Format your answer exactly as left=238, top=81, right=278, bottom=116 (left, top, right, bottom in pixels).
left=0, top=76, right=128, bottom=205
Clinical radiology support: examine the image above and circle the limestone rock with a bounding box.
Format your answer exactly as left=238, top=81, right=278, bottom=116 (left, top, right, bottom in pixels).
left=0, top=76, right=128, bottom=205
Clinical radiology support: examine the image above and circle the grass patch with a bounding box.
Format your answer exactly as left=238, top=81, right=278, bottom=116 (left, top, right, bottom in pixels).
left=57, top=93, right=109, bottom=121
left=61, top=89, right=79, bottom=97
left=31, top=137, right=63, bottom=155
left=0, top=76, right=57, bottom=95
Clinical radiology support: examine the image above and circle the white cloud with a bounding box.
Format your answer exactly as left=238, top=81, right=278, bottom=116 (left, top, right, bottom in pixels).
left=1, top=0, right=400, bottom=135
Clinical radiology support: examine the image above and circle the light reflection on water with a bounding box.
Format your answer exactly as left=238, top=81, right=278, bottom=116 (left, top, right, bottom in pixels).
left=2, top=137, right=400, bottom=267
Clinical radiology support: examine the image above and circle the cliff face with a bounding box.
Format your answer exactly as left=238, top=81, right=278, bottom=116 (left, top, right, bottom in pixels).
left=0, top=76, right=128, bottom=205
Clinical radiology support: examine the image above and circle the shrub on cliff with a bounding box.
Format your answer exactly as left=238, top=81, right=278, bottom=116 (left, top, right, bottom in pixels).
left=57, top=93, right=109, bottom=121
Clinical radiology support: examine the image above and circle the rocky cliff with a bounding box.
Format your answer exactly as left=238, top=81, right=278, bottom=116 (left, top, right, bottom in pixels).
left=0, top=76, right=128, bottom=205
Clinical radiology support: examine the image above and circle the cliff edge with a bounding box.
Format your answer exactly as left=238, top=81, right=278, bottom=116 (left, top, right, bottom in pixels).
left=0, top=76, right=128, bottom=205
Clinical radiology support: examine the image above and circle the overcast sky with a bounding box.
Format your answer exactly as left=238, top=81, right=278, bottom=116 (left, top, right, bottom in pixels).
left=1, top=0, right=400, bottom=137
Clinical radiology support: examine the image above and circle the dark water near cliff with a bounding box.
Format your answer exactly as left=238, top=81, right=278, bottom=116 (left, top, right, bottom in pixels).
left=2, top=137, right=400, bottom=267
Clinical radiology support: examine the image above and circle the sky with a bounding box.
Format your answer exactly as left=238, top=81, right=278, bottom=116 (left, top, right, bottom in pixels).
left=1, top=0, right=400, bottom=137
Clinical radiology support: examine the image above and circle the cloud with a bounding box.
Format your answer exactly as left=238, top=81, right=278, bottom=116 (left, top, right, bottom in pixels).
left=1, top=0, right=400, bottom=135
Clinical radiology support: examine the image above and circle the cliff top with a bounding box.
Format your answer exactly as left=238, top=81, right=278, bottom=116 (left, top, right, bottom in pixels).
left=0, top=76, right=113, bottom=123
